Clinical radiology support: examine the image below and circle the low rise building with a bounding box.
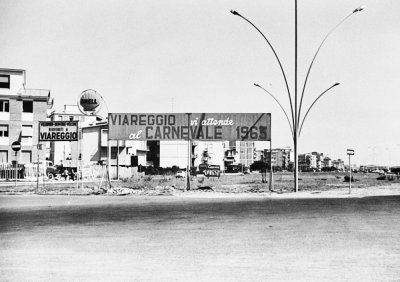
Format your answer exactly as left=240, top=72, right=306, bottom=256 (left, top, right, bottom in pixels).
left=0, top=68, right=53, bottom=164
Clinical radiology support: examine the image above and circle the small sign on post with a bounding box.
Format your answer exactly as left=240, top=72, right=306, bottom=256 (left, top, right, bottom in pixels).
left=347, top=149, right=355, bottom=194
left=11, top=141, right=21, bottom=187
left=11, top=141, right=21, bottom=152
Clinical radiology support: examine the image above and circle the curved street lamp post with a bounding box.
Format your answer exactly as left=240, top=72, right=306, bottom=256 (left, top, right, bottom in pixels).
left=231, top=2, right=364, bottom=192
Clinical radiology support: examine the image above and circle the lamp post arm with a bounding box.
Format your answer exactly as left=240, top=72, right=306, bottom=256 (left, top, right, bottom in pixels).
left=231, top=10, right=295, bottom=129
left=298, top=8, right=363, bottom=125
left=254, top=83, right=294, bottom=137
left=299, top=83, right=340, bottom=136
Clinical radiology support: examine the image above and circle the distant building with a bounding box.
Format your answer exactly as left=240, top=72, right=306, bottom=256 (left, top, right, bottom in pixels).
left=194, top=141, right=225, bottom=169
left=81, top=122, right=148, bottom=168
left=49, top=104, right=148, bottom=169
left=298, top=153, right=314, bottom=171
left=0, top=68, right=53, bottom=164
left=311, top=152, right=324, bottom=171
left=158, top=140, right=190, bottom=169
left=323, top=156, right=332, bottom=168
left=48, top=105, right=100, bottom=166
left=332, top=159, right=345, bottom=171
left=253, top=149, right=264, bottom=162
left=264, top=148, right=291, bottom=169
left=146, top=140, right=255, bottom=171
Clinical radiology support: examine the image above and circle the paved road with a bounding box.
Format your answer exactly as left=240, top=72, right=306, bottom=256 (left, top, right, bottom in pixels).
left=0, top=195, right=399, bottom=281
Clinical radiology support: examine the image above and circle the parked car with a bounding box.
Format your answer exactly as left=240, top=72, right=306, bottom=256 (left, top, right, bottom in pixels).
left=175, top=170, right=186, bottom=178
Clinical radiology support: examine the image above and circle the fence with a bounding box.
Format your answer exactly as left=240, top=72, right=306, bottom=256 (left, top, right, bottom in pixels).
left=0, top=163, right=141, bottom=181
left=0, top=163, right=26, bottom=180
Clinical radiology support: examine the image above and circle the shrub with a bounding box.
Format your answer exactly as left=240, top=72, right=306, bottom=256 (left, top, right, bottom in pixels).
left=344, top=175, right=354, bottom=182
left=377, top=174, right=386, bottom=180
left=250, top=161, right=268, bottom=172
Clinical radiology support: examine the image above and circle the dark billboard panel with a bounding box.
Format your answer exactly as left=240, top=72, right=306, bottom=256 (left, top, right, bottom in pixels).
left=108, top=113, right=271, bottom=141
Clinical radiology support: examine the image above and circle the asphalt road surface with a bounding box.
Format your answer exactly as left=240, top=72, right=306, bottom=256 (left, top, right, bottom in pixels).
left=0, top=195, right=399, bottom=281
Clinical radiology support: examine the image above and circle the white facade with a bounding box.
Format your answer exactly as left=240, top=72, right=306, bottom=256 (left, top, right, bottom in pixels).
left=193, top=141, right=225, bottom=170
left=159, top=140, right=188, bottom=168
left=0, top=69, right=25, bottom=96
left=81, top=124, right=148, bottom=167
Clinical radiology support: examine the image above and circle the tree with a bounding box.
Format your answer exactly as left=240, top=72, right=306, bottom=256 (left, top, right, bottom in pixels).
left=250, top=161, right=268, bottom=172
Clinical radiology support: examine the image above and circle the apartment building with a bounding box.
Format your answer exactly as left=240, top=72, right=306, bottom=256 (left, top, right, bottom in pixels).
left=264, top=148, right=291, bottom=169
left=223, top=141, right=255, bottom=168
left=0, top=68, right=53, bottom=164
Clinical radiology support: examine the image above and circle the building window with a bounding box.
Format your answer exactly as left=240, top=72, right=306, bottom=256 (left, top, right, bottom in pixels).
left=0, top=150, right=7, bottom=163
left=0, top=125, right=9, bottom=137
left=0, top=100, right=9, bottom=112
left=69, top=116, right=74, bottom=121
left=0, top=75, right=10, bottom=89
left=23, top=101, right=33, bottom=113
left=21, top=125, right=33, bottom=145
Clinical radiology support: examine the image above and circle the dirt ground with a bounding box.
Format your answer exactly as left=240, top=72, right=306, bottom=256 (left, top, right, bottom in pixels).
left=1, top=171, right=398, bottom=196
left=1, top=191, right=400, bottom=281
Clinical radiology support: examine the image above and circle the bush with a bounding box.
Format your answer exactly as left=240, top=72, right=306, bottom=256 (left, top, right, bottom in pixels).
left=344, top=175, right=354, bottom=182
left=143, top=166, right=182, bottom=176
left=250, top=161, right=268, bottom=172
left=377, top=174, right=386, bottom=180
left=322, top=166, right=338, bottom=172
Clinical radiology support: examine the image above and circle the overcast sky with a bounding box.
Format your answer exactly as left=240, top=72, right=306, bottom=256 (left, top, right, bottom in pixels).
left=1, top=0, right=399, bottom=166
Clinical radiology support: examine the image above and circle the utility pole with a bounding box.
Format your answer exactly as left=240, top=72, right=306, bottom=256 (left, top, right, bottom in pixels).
left=347, top=149, right=354, bottom=194
left=186, top=113, right=191, bottom=191
left=37, top=143, right=42, bottom=193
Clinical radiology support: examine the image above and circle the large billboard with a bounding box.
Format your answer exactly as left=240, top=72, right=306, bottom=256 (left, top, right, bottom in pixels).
left=39, top=121, right=79, bottom=141
left=108, top=113, right=271, bottom=141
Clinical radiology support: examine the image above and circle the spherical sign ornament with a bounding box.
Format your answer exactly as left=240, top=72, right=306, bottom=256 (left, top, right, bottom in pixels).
left=77, top=89, right=102, bottom=115
left=11, top=141, right=21, bottom=152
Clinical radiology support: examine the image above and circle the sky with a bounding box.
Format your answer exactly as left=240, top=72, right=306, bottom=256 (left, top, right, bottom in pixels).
left=1, top=0, right=400, bottom=166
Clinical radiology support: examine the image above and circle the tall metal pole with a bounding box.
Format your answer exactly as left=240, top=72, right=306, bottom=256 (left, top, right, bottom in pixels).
left=349, top=154, right=352, bottom=194
left=269, top=139, right=273, bottom=191
left=294, top=0, right=299, bottom=193
left=117, top=140, right=120, bottom=181
left=186, top=113, right=191, bottom=191
left=14, top=152, right=18, bottom=187
left=231, top=3, right=364, bottom=193
left=76, top=133, right=79, bottom=189
left=107, top=140, right=111, bottom=188
left=36, top=144, right=40, bottom=193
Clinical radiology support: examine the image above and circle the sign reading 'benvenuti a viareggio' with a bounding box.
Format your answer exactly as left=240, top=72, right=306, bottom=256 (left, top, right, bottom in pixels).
left=108, top=113, right=271, bottom=141
left=39, top=121, right=79, bottom=141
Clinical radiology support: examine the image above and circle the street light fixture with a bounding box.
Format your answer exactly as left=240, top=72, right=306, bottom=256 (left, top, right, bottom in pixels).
left=231, top=2, right=364, bottom=192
